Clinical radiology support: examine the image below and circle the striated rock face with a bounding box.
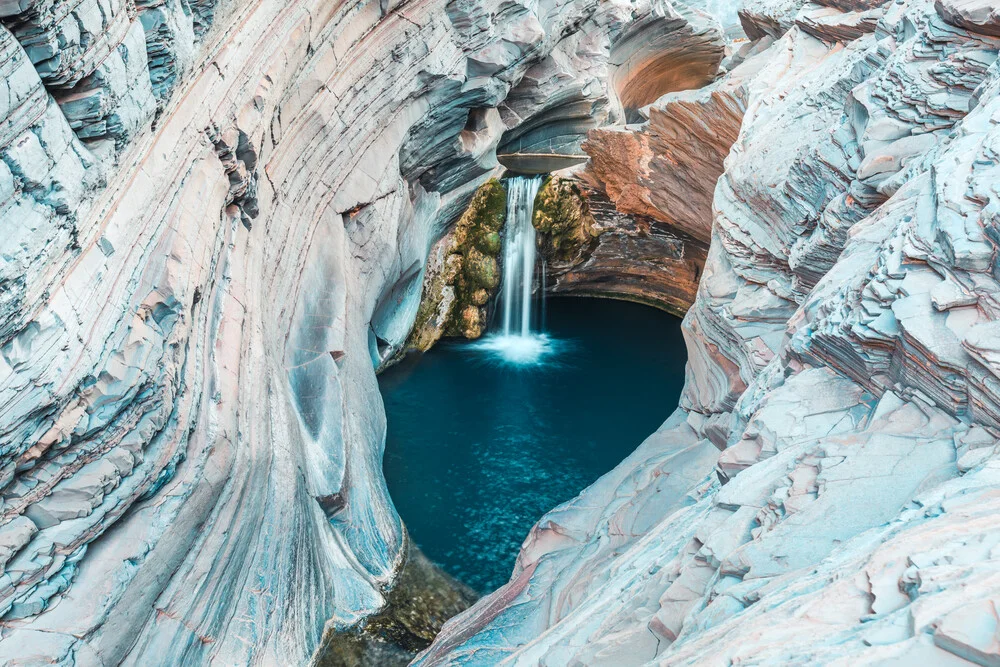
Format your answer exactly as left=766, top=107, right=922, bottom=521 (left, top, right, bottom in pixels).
left=418, top=1, right=1000, bottom=664
left=935, top=0, right=1000, bottom=36
left=582, top=81, right=745, bottom=243
left=11, top=0, right=1000, bottom=664
left=136, top=0, right=197, bottom=102
left=1, top=23, right=102, bottom=342
left=496, top=0, right=725, bottom=172
left=608, top=2, right=725, bottom=120
left=0, top=0, right=158, bottom=154
left=0, top=0, right=723, bottom=664
left=534, top=178, right=707, bottom=316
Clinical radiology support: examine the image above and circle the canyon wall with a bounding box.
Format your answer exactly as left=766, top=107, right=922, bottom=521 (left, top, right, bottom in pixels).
left=418, top=1, right=1000, bottom=665
left=534, top=180, right=708, bottom=316
left=8, top=0, right=1000, bottom=663
left=0, top=0, right=724, bottom=664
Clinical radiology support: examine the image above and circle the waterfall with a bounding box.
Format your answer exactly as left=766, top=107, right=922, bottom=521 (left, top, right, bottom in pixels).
left=472, top=174, right=558, bottom=366
left=499, top=175, right=543, bottom=337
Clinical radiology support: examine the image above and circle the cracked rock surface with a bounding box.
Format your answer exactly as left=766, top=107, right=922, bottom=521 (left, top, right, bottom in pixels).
left=7, top=0, right=1000, bottom=664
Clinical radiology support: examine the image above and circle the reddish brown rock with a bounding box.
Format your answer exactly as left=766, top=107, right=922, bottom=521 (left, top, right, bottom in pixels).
left=936, top=0, right=1000, bottom=36
left=416, top=4, right=1000, bottom=665
left=541, top=185, right=707, bottom=317
left=608, top=6, right=725, bottom=118
left=816, top=0, right=891, bottom=11
left=582, top=85, right=746, bottom=244
left=796, top=4, right=883, bottom=42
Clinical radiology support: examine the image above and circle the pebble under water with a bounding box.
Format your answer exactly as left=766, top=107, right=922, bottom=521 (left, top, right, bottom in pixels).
left=380, top=297, right=687, bottom=593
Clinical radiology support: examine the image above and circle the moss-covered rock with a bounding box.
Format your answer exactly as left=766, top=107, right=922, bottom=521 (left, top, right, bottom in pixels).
left=476, top=230, right=502, bottom=255
left=458, top=305, right=481, bottom=338
left=461, top=248, right=498, bottom=292
left=406, top=178, right=507, bottom=350
left=532, top=176, right=598, bottom=262
left=405, top=242, right=457, bottom=353
left=443, top=254, right=462, bottom=283
left=471, top=288, right=489, bottom=306
left=448, top=179, right=505, bottom=335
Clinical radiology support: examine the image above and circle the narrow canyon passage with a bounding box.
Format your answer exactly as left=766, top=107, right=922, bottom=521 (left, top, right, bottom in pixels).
left=380, top=297, right=687, bottom=593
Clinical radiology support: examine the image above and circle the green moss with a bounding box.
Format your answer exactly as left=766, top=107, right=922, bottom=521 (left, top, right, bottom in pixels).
left=476, top=230, right=502, bottom=256
left=406, top=264, right=451, bottom=353
left=463, top=248, right=498, bottom=291
left=532, top=176, right=597, bottom=262
left=442, top=178, right=507, bottom=339
left=405, top=178, right=508, bottom=350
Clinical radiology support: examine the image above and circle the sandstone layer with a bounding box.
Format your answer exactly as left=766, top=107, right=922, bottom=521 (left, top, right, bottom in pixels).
left=0, top=0, right=725, bottom=663
left=418, top=1, right=1000, bottom=665
left=9, top=0, right=1000, bottom=664
left=581, top=78, right=746, bottom=243
left=535, top=179, right=707, bottom=316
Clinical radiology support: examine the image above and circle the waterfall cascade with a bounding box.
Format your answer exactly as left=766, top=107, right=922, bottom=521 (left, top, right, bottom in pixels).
left=500, top=175, right=543, bottom=337
left=473, top=174, right=557, bottom=365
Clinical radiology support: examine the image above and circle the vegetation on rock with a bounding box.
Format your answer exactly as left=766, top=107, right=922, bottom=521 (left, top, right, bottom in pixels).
left=406, top=178, right=507, bottom=349
left=532, top=176, right=598, bottom=262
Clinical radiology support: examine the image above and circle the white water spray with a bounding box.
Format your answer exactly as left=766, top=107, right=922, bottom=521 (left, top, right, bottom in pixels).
left=473, top=175, right=557, bottom=366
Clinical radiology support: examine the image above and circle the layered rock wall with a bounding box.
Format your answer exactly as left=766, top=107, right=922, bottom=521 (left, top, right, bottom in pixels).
left=0, top=0, right=721, bottom=664
left=11, top=0, right=1000, bottom=663
left=582, top=81, right=746, bottom=244
left=608, top=2, right=725, bottom=120
left=418, top=1, right=1000, bottom=664
left=534, top=179, right=707, bottom=315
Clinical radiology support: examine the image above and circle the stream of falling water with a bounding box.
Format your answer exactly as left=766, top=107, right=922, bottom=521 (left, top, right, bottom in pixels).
left=501, top=175, right=542, bottom=336
left=473, top=175, right=558, bottom=366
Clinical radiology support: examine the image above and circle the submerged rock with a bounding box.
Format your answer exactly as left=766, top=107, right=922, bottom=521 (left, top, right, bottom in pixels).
left=314, top=534, right=477, bottom=666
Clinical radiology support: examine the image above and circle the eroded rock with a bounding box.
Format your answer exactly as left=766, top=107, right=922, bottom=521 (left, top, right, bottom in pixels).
left=0, top=0, right=701, bottom=663
left=314, top=535, right=478, bottom=666
left=535, top=179, right=707, bottom=316
left=406, top=178, right=506, bottom=348
left=416, top=1, right=1000, bottom=664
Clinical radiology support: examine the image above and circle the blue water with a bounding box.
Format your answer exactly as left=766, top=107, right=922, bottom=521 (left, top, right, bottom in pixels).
left=380, top=297, right=687, bottom=593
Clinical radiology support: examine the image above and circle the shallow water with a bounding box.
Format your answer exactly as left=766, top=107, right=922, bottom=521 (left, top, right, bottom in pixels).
left=380, top=297, right=687, bottom=593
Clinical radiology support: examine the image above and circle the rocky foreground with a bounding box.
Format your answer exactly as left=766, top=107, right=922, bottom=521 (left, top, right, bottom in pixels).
left=3, top=0, right=1000, bottom=664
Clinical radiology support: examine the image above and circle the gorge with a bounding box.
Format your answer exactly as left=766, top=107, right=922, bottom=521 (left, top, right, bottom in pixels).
left=3, top=0, right=1000, bottom=665
left=381, top=295, right=687, bottom=595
